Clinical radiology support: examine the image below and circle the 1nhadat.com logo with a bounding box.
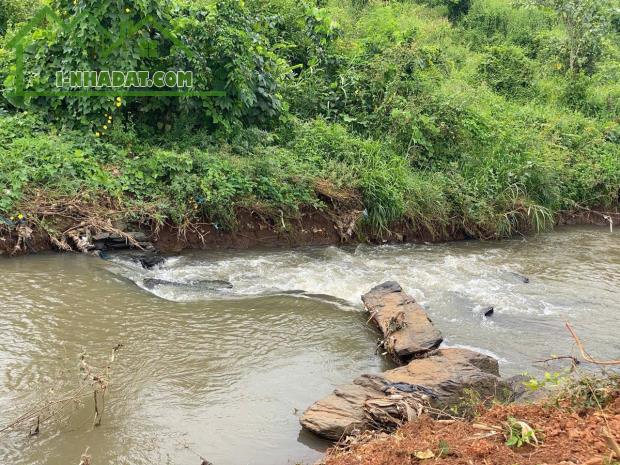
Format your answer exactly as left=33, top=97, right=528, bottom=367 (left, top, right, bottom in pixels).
left=55, top=70, right=194, bottom=90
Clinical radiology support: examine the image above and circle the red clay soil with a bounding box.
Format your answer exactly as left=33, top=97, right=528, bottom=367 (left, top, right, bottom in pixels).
left=322, top=395, right=620, bottom=465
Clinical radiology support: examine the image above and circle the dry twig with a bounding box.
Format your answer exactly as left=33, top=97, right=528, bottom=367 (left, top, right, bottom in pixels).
left=0, top=345, right=122, bottom=436
left=601, top=427, right=620, bottom=458
left=565, top=323, right=620, bottom=366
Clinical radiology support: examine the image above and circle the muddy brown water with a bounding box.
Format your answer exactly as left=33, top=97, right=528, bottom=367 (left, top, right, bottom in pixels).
left=1, top=225, right=619, bottom=465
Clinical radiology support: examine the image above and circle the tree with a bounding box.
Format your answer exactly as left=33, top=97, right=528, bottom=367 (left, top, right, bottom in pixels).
left=525, top=0, right=616, bottom=74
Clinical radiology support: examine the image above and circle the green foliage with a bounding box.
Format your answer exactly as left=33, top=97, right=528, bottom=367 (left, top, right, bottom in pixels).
left=0, top=0, right=41, bottom=36
left=504, top=416, right=539, bottom=448
left=437, top=439, right=452, bottom=458
left=0, top=0, right=617, bottom=239
left=423, top=0, right=471, bottom=23
left=558, top=374, right=620, bottom=411
left=0, top=113, right=122, bottom=212
left=523, top=0, right=617, bottom=74
left=3, top=0, right=174, bottom=125
left=461, top=0, right=554, bottom=49
left=1, top=0, right=288, bottom=133
left=478, top=45, right=533, bottom=98
left=523, top=371, right=566, bottom=391
left=173, top=0, right=288, bottom=132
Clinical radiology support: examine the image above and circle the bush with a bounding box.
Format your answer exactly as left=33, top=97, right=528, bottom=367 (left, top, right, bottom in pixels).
left=478, top=45, right=534, bottom=98
left=1, top=0, right=288, bottom=133
left=461, top=0, right=554, bottom=49
left=0, top=0, right=41, bottom=36
left=422, top=0, right=472, bottom=23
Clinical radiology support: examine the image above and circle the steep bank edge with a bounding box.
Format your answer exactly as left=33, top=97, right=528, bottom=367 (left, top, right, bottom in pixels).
left=0, top=207, right=618, bottom=256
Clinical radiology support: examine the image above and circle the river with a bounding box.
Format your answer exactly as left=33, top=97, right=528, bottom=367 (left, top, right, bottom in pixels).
left=1, top=225, right=618, bottom=465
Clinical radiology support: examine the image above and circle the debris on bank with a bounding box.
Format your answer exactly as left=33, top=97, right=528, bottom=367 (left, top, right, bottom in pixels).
left=320, top=382, right=620, bottom=465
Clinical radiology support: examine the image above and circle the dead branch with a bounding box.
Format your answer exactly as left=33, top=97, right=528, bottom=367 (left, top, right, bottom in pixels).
left=601, top=427, right=620, bottom=458
left=78, top=447, right=91, bottom=465
left=17, top=191, right=144, bottom=253
left=565, top=323, right=620, bottom=366
left=0, top=345, right=122, bottom=436
left=534, top=355, right=581, bottom=365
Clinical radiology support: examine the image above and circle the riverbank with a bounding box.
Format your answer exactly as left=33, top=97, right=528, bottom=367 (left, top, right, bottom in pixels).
left=1, top=204, right=618, bottom=256
left=320, top=381, right=620, bottom=465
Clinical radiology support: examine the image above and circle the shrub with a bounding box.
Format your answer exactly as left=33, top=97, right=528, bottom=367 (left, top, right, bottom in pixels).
left=462, top=0, right=554, bottom=49
left=1, top=0, right=288, bottom=133
left=478, top=45, right=534, bottom=98
left=0, top=0, right=41, bottom=36
left=422, top=0, right=472, bottom=23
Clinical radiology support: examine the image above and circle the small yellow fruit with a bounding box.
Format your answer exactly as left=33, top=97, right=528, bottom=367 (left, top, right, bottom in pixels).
left=17, top=213, right=24, bottom=220
left=95, top=132, right=101, bottom=137
left=125, top=8, right=130, bottom=13
left=103, top=125, right=108, bottom=130
left=116, top=102, right=122, bottom=107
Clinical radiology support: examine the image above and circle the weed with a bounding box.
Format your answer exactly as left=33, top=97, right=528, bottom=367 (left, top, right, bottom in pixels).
left=504, top=416, right=540, bottom=448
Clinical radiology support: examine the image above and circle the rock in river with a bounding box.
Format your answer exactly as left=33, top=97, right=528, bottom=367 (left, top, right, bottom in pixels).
left=299, top=348, right=510, bottom=441
left=143, top=278, right=233, bottom=291
left=135, top=253, right=166, bottom=269
left=481, top=306, right=494, bottom=317
left=362, top=281, right=443, bottom=364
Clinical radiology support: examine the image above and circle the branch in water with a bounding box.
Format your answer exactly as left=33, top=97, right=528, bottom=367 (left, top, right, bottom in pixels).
left=565, top=323, right=620, bottom=365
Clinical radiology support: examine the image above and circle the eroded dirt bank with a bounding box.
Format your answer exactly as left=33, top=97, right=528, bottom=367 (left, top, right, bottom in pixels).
left=0, top=207, right=464, bottom=256
left=1, top=206, right=618, bottom=256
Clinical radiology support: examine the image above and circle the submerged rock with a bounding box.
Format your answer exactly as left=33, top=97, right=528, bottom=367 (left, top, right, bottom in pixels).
left=362, top=281, right=443, bottom=364
left=134, top=253, right=166, bottom=269
left=300, top=348, right=510, bottom=440
left=143, top=278, right=233, bottom=291
left=482, top=306, right=494, bottom=317
left=508, top=271, right=530, bottom=283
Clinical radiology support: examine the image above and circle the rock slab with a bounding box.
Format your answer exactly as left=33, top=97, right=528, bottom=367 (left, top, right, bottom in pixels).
left=300, top=348, right=509, bottom=441
left=362, top=281, right=443, bottom=364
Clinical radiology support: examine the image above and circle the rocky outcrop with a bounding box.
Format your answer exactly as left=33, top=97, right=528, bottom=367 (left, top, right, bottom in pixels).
left=362, top=281, right=443, bottom=364
left=300, top=348, right=510, bottom=440
left=300, top=281, right=514, bottom=441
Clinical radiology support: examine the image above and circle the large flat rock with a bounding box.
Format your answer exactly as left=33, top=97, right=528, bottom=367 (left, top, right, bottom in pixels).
left=300, top=348, right=510, bottom=441
left=362, top=281, right=443, bottom=363
left=298, top=383, right=379, bottom=441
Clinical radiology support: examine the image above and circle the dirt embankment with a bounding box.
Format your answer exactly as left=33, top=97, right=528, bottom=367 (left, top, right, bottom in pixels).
left=0, top=204, right=618, bottom=256
left=0, top=207, right=463, bottom=256
left=322, top=391, right=620, bottom=465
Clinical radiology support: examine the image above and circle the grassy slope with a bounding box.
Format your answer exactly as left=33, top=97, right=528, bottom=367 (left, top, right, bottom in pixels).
left=0, top=0, right=618, bottom=245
